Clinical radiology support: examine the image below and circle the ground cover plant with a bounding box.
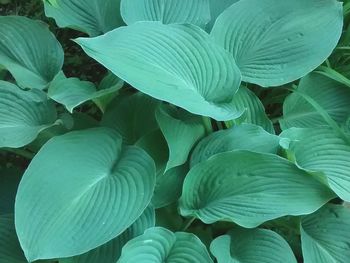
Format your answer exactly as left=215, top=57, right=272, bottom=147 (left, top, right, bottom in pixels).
left=1, top=0, right=350, bottom=262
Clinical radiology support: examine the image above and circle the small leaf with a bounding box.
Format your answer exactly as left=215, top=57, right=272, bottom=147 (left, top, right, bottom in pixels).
left=301, top=204, right=350, bottom=263
left=15, top=128, right=156, bottom=261
left=48, top=72, right=123, bottom=113
left=0, top=81, right=57, bottom=148
left=0, top=214, right=26, bottom=263
left=76, top=22, right=242, bottom=121
left=180, top=151, right=335, bottom=227
left=60, top=206, right=155, bottom=263
left=210, top=227, right=297, bottom=263
left=44, top=0, right=124, bottom=36
left=118, top=227, right=213, bottom=263
left=281, top=127, right=350, bottom=202
left=0, top=16, right=64, bottom=89
left=101, top=92, right=160, bottom=144
left=121, top=0, right=210, bottom=28
left=281, top=72, right=350, bottom=130
left=156, top=104, right=205, bottom=171
left=211, top=0, right=343, bottom=86
left=190, top=123, right=280, bottom=167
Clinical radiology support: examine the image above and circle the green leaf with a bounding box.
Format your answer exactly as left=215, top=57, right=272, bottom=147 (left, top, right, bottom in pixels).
left=15, top=128, right=156, bottom=261
left=0, top=168, right=22, bottom=215
left=121, top=0, right=210, bottom=28
left=156, top=104, right=205, bottom=171
left=0, top=214, right=26, bottom=263
left=60, top=206, right=155, bottom=263
left=44, top=0, right=124, bottom=36
left=210, top=227, right=297, bottom=263
left=190, top=124, right=280, bottom=167
left=101, top=92, right=160, bottom=144
left=118, top=227, right=213, bottom=263
left=316, top=66, right=350, bottom=88
left=225, top=86, right=274, bottom=133
left=48, top=72, right=123, bottom=113
left=0, top=16, right=64, bottom=89
left=207, top=0, right=238, bottom=31
left=180, top=151, right=335, bottom=227
left=301, top=204, right=350, bottom=263
left=281, top=72, right=350, bottom=130
left=76, top=22, right=243, bottom=121
left=0, top=81, right=57, bottom=148
left=280, top=127, right=350, bottom=202
left=211, top=0, right=343, bottom=87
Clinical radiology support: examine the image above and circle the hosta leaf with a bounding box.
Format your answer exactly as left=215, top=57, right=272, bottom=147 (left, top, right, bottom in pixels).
left=281, top=127, right=350, bottom=201
left=281, top=72, right=350, bottom=130
left=156, top=104, right=205, bottom=171
left=60, top=206, right=155, bottom=263
left=0, top=214, right=26, bottom=263
left=210, top=227, right=297, bottom=263
left=76, top=22, right=243, bottom=121
left=211, top=0, right=343, bottom=87
left=44, top=0, right=123, bottom=36
left=0, top=168, right=22, bottom=215
left=180, top=151, right=334, bottom=227
left=225, top=86, right=274, bottom=133
left=48, top=72, right=123, bottom=113
left=101, top=92, right=160, bottom=144
left=15, top=128, right=156, bottom=261
left=301, top=204, right=350, bottom=263
left=207, top=0, right=238, bottom=31
left=121, top=0, right=210, bottom=28
left=118, top=227, right=213, bottom=263
left=190, top=124, right=280, bottom=167
left=0, top=16, right=64, bottom=89
left=0, top=81, right=57, bottom=148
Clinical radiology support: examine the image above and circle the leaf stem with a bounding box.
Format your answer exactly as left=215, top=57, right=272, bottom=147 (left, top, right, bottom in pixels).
left=181, top=217, right=196, bottom=232
left=3, top=148, right=35, bottom=159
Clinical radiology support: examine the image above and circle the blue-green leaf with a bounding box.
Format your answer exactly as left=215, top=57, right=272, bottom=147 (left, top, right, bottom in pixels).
left=76, top=22, right=242, bottom=121
left=0, top=16, right=64, bottom=89
left=211, top=0, right=343, bottom=87
left=15, top=128, right=156, bottom=261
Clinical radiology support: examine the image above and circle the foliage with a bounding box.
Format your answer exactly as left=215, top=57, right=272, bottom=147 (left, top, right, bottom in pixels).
left=0, top=0, right=350, bottom=262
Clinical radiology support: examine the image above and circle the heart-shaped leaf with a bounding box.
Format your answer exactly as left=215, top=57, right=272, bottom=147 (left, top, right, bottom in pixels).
left=0, top=16, right=64, bottom=89
left=190, top=124, right=280, bottom=167
left=301, top=204, right=350, bottom=263
left=180, top=151, right=335, bottom=227
left=60, top=206, right=155, bottom=263
left=121, top=0, right=210, bottom=28
left=0, top=81, right=57, bottom=148
left=15, top=128, right=156, bottom=261
left=44, top=0, right=123, bottom=36
left=118, top=227, right=213, bottom=263
left=156, top=104, right=205, bottom=171
left=76, top=22, right=242, bottom=121
left=211, top=0, right=343, bottom=86
left=211, top=227, right=297, bottom=263
left=281, top=127, right=350, bottom=201
left=281, top=72, right=350, bottom=130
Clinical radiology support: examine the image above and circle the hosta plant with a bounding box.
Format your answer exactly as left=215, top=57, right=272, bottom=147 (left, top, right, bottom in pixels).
left=1, top=0, right=350, bottom=262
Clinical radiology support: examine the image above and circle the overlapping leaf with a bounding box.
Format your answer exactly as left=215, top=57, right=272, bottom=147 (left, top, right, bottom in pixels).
left=206, top=0, right=238, bottom=31
left=0, top=81, right=57, bottom=148
left=118, top=227, right=213, bottom=263
left=0, top=16, right=64, bottom=89
left=301, top=204, right=350, bottom=263
left=281, top=72, right=350, bottom=130
left=210, top=227, right=297, bottom=263
left=121, top=0, right=210, bottom=28
left=60, top=206, right=155, bottom=263
left=15, top=128, right=156, bottom=261
left=156, top=104, right=205, bottom=171
left=76, top=22, right=242, bottom=120
left=190, top=124, right=280, bottom=167
left=281, top=127, right=350, bottom=201
left=211, top=0, right=343, bottom=86
left=44, top=0, right=123, bottom=36
left=180, top=151, right=334, bottom=227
